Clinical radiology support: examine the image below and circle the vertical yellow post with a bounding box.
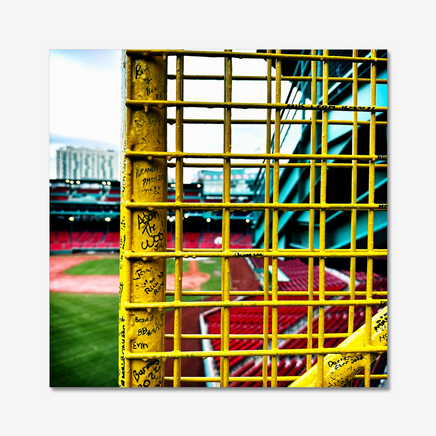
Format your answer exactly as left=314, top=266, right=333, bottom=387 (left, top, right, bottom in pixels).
left=119, top=52, right=131, bottom=387
left=349, top=50, right=358, bottom=339
left=306, top=50, right=317, bottom=372
left=119, top=50, right=167, bottom=388
left=346, top=50, right=359, bottom=388
left=364, top=49, right=378, bottom=387
left=220, top=50, right=232, bottom=387
left=317, top=49, right=329, bottom=387
left=173, top=54, right=184, bottom=387
left=262, top=51, right=273, bottom=387
left=271, top=50, right=282, bottom=387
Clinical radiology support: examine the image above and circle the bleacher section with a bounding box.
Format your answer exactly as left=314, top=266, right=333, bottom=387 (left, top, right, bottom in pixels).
left=184, top=232, right=201, bottom=249
left=167, top=233, right=174, bottom=249
left=105, top=188, right=120, bottom=202
left=201, top=258, right=387, bottom=387
left=50, top=230, right=252, bottom=253
left=50, top=187, right=69, bottom=202
left=340, top=269, right=387, bottom=294
left=198, top=232, right=220, bottom=249
left=50, top=178, right=254, bottom=255
left=50, top=231, right=120, bottom=253
left=232, top=234, right=252, bottom=248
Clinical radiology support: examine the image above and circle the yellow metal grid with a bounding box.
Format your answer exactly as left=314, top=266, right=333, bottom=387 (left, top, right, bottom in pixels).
left=118, top=49, right=388, bottom=388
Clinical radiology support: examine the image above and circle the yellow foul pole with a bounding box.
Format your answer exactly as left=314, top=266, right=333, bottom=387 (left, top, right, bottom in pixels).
left=119, top=50, right=167, bottom=387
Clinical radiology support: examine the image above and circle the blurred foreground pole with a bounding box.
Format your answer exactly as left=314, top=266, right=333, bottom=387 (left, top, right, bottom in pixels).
left=119, top=50, right=167, bottom=387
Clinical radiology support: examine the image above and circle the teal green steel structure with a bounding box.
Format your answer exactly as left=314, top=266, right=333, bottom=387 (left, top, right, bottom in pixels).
left=252, top=50, right=387, bottom=269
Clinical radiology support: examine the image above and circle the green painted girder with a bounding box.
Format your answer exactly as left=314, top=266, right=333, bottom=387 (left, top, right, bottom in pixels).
left=50, top=211, right=120, bottom=216
left=288, top=210, right=387, bottom=249
left=253, top=69, right=387, bottom=248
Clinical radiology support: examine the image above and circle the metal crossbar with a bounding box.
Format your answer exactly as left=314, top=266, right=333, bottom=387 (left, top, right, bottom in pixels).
left=119, top=49, right=388, bottom=388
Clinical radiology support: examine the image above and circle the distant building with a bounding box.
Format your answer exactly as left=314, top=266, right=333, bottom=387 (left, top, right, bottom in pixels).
left=56, top=146, right=119, bottom=180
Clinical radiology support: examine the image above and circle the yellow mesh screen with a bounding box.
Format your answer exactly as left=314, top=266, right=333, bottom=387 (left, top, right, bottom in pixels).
left=118, top=49, right=387, bottom=388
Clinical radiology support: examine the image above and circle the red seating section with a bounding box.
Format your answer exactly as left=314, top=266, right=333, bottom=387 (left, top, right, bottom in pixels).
left=203, top=259, right=387, bottom=386
left=50, top=242, right=64, bottom=251
left=50, top=230, right=253, bottom=252
left=184, top=232, right=201, bottom=249
left=167, top=233, right=174, bottom=248
left=198, top=232, right=221, bottom=249
left=250, top=258, right=347, bottom=292
left=51, top=231, right=120, bottom=251
left=57, top=231, right=70, bottom=243
left=195, top=232, right=252, bottom=249
left=104, top=232, right=121, bottom=249
left=80, top=232, right=104, bottom=249
left=233, top=234, right=252, bottom=248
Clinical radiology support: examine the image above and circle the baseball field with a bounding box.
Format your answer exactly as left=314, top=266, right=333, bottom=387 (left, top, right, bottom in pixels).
left=50, top=254, right=256, bottom=387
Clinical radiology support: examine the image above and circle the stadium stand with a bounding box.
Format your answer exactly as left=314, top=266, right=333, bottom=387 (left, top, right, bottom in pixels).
left=167, top=232, right=174, bottom=249
left=198, top=232, right=221, bottom=249
left=184, top=232, right=201, bottom=249
left=50, top=178, right=253, bottom=254
left=57, top=231, right=70, bottom=243
left=201, top=258, right=387, bottom=387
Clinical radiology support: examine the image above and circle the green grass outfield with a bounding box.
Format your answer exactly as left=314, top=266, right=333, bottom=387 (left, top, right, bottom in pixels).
left=50, top=292, right=119, bottom=387
left=51, top=257, right=227, bottom=387
left=64, top=257, right=120, bottom=275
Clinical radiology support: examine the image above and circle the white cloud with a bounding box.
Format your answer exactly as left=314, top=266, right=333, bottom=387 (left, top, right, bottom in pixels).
left=50, top=50, right=122, bottom=147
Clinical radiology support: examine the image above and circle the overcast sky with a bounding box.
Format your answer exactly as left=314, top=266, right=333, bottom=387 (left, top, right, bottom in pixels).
left=49, top=49, right=294, bottom=182
left=50, top=49, right=123, bottom=178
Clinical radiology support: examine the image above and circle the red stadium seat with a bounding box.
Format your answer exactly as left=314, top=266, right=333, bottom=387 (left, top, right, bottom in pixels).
left=50, top=243, right=63, bottom=251
left=57, top=231, right=70, bottom=243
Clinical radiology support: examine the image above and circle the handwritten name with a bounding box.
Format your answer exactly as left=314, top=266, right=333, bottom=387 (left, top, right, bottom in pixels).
left=133, top=359, right=161, bottom=383
left=135, top=64, right=150, bottom=79
left=235, top=252, right=261, bottom=258
left=137, top=211, right=165, bottom=251
left=132, top=341, right=149, bottom=350
left=135, top=165, right=158, bottom=178
left=137, top=321, right=164, bottom=337
left=142, top=174, right=166, bottom=187
left=143, top=186, right=161, bottom=195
